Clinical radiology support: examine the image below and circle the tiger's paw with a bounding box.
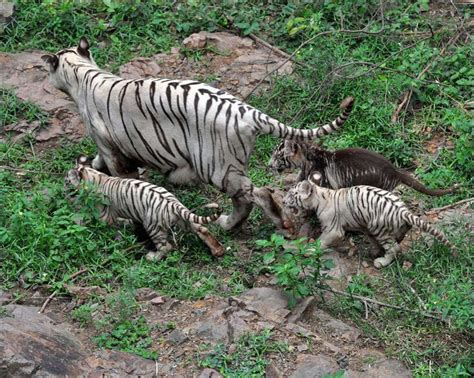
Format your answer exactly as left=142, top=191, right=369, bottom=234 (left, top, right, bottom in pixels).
left=374, top=254, right=396, bottom=269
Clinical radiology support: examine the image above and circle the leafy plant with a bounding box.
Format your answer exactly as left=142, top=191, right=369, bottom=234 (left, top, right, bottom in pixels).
left=95, top=315, right=157, bottom=360
left=256, top=234, right=333, bottom=304
left=198, top=329, right=287, bottom=377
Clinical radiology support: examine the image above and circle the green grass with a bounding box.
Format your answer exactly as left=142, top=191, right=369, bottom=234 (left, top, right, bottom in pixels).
left=1, top=0, right=473, bottom=374
left=197, top=329, right=288, bottom=377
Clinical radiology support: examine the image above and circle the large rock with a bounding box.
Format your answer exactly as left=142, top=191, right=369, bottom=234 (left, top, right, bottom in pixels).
left=290, top=354, right=340, bottom=378
left=0, top=52, right=85, bottom=142
left=237, top=287, right=290, bottom=322
left=120, top=31, right=292, bottom=99
left=0, top=305, right=157, bottom=376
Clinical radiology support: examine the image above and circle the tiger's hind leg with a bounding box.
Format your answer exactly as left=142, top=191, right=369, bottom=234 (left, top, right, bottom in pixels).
left=373, top=236, right=401, bottom=269
left=145, top=227, right=173, bottom=262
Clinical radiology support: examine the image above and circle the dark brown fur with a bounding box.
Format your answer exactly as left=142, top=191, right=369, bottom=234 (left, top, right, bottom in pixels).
left=297, top=143, right=457, bottom=196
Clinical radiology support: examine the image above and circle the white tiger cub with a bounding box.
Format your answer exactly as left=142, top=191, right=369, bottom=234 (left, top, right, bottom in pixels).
left=42, top=37, right=354, bottom=232
left=283, top=172, right=454, bottom=268
left=65, top=157, right=224, bottom=261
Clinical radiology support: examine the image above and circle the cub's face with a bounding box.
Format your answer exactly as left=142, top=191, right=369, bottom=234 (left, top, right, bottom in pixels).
left=268, top=140, right=303, bottom=173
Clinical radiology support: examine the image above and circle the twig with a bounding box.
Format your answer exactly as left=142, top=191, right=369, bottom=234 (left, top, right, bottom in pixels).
left=318, top=286, right=448, bottom=323
left=243, top=27, right=386, bottom=101
left=0, top=165, right=62, bottom=176
left=248, top=33, right=309, bottom=69
left=426, top=198, right=474, bottom=214
left=38, top=268, right=88, bottom=313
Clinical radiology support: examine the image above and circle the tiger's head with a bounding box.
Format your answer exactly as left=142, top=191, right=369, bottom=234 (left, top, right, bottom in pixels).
left=64, top=155, right=92, bottom=195
left=283, top=172, right=323, bottom=215
left=41, top=37, right=96, bottom=95
left=268, top=140, right=305, bottom=174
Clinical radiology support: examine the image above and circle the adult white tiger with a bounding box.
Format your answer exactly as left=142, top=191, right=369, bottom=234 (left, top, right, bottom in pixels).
left=42, top=37, right=355, bottom=230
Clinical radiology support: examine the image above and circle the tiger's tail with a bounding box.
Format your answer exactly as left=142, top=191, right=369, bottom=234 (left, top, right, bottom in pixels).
left=397, top=169, right=458, bottom=196
left=402, top=211, right=457, bottom=255
left=177, top=203, right=220, bottom=224
left=256, top=96, right=355, bottom=140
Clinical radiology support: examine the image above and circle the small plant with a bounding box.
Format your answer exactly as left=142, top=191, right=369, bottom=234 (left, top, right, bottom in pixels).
left=256, top=234, right=333, bottom=305
left=71, top=304, right=95, bottom=327
left=95, top=315, right=157, bottom=360
left=198, top=329, right=287, bottom=377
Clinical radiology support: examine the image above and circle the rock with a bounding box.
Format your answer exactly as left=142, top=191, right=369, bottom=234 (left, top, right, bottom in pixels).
left=0, top=305, right=157, bottom=376
left=119, top=57, right=162, bottom=79
left=266, top=362, right=284, bottom=378
left=166, top=329, right=188, bottom=345
left=345, top=359, right=412, bottom=378
left=199, top=368, right=223, bottom=378
left=0, top=2, right=14, bottom=30
left=135, top=287, right=159, bottom=301
left=364, top=359, right=412, bottom=378
left=195, top=320, right=228, bottom=343
left=310, top=309, right=361, bottom=343
left=183, top=33, right=207, bottom=49
left=237, top=287, right=290, bottom=323
left=291, top=354, right=340, bottom=378
left=150, top=296, right=165, bottom=305
left=227, top=315, right=250, bottom=342
left=287, top=296, right=316, bottom=323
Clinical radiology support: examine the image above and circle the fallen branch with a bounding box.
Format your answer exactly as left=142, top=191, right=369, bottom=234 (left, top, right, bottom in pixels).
left=426, top=197, right=474, bottom=214
left=38, top=268, right=88, bottom=313
left=248, top=33, right=309, bottom=69
left=318, top=286, right=448, bottom=323
left=243, top=27, right=386, bottom=100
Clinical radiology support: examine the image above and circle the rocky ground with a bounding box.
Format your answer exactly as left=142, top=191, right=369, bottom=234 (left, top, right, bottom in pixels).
left=1, top=31, right=471, bottom=377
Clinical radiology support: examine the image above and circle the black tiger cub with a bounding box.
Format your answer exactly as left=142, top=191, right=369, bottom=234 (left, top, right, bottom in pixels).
left=270, top=140, right=458, bottom=196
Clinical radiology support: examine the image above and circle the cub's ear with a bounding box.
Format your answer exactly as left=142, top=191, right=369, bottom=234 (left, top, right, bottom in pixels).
left=76, top=155, right=90, bottom=167
left=65, top=168, right=82, bottom=187
left=77, top=37, right=90, bottom=59
left=309, top=172, right=323, bottom=186
left=41, top=54, right=59, bottom=71
left=283, top=140, right=298, bottom=156
left=299, top=180, right=313, bottom=199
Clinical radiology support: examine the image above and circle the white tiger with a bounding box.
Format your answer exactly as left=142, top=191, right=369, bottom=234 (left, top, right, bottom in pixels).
left=283, top=172, right=454, bottom=268
left=65, top=157, right=224, bottom=261
left=42, top=37, right=354, bottom=232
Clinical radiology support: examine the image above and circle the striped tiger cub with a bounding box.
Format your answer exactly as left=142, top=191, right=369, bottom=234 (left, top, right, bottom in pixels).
left=283, top=172, right=454, bottom=268
left=42, top=37, right=354, bottom=232
left=269, top=140, right=458, bottom=195
left=65, top=157, right=224, bottom=261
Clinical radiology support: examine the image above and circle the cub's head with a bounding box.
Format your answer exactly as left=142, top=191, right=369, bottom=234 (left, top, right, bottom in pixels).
left=268, top=140, right=305, bottom=174
left=282, top=172, right=323, bottom=214
left=64, top=155, right=91, bottom=193
left=41, top=37, right=96, bottom=94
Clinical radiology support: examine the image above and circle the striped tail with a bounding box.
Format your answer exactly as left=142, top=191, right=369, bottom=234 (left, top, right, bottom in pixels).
left=402, top=211, right=456, bottom=254
left=176, top=203, right=220, bottom=224
left=257, top=96, right=355, bottom=140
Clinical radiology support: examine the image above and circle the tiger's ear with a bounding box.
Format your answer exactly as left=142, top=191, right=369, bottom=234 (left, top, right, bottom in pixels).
left=76, top=155, right=90, bottom=167
left=298, top=180, right=313, bottom=199
left=41, top=54, right=59, bottom=71
left=283, top=140, right=298, bottom=156
left=309, top=172, right=323, bottom=186
left=77, top=37, right=91, bottom=59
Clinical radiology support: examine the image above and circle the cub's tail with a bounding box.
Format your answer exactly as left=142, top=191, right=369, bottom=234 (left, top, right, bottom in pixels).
left=177, top=203, right=220, bottom=224
left=397, top=169, right=458, bottom=196
left=256, top=96, right=355, bottom=140
left=402, top=211, right=456, bottom=255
